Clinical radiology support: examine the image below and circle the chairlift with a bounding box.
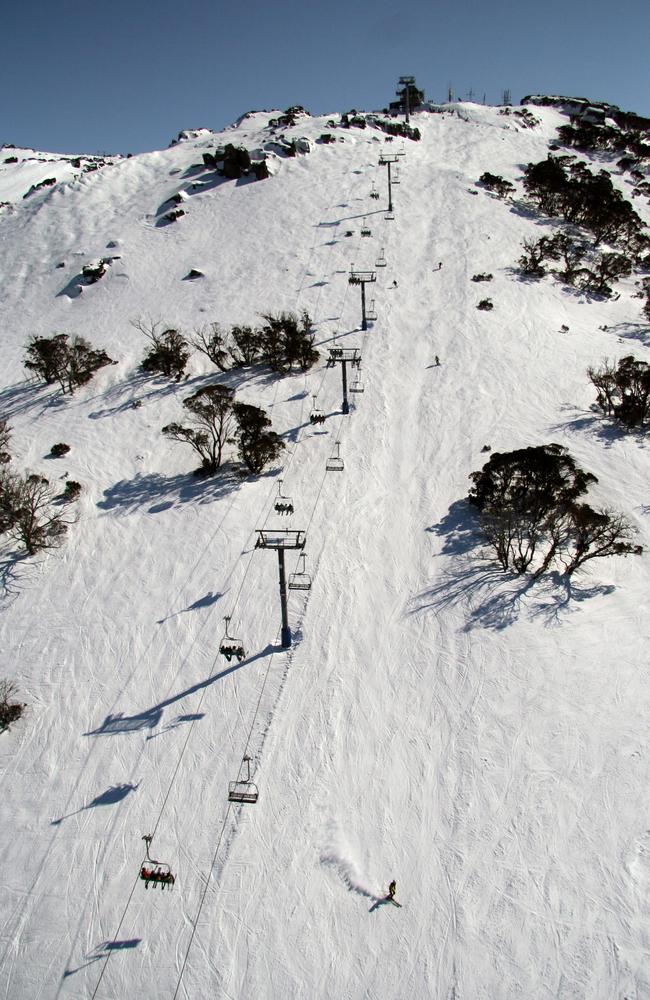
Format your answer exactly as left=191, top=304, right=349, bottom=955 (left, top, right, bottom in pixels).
left=228, top=756, right=259, bottom=804
left=140, top=834, right=175, bottom=891
left=288, top=552, right=312, bottom=591
left=326, top=441, right=344, bottom=472
left=370, top=182, right=379, bottom=200
left=360, top=218, right=372, bottom=237
left=274, top=480, right=294, bottom=516
left=350, top=370, right=365, bottom=394
left=384, top=210, right=395, bottom=221
left=219, top=616, right=246, bottom=662
left=366, top=299, right=377, bottom=321
left=309, top=394, right=326, bottom=425
left=393, top=166, right=401, bottom=185
left=375, top=248, right=387, bottom=267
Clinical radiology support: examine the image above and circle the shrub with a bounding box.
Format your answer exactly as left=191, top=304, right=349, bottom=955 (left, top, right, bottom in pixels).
left=260, top=311, right=319, bottom=373
left=478, top=172, right=515, bottom=198
left=468, top=444, right=642, bottom=577
left=523, top=156, right=644, bottom=251
left=588, top=356, right=650, bottom=429
left=133, top=318, right=190, bottom=381
left=477, top=298, right=493, bottom=310
left=62, top=480, right=82, bottom=502
left=0, top=680, right=25, bottom=731
left=50, top=442, right=70, bottom=458
left=24, top=334, right=113, bottom=394
left=471, top=273, right=493, bottom=282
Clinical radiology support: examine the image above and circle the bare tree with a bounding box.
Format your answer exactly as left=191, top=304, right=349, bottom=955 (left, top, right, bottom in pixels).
left=9, top=474, right=71, bottom=554
left=191, top=323, right=231, bottom=372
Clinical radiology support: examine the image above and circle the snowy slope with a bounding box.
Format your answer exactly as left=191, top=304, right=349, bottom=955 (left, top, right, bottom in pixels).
left=0, top=103, right=649, bottom=1000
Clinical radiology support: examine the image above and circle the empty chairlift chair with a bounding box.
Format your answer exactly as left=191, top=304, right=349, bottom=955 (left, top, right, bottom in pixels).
left=228, top=756, right=259, bottom=804
left=393, top=166, right=401, bottom=185
left=350, top=369, right=365, bottom=394
left=326, top=441, right=344, bottom=472
left=219, top=616, right=246, bottom=662
left=375, top=248, right=386, bottom=267
left=366, top=298, right=377, bottom=321
left=274, top=480, right=294, bottom=516
left=288, top=552, right=312, bottom=591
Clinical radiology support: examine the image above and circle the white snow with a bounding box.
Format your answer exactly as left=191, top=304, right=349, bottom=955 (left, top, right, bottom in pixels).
left=0, top=104, right=649, bottom=1000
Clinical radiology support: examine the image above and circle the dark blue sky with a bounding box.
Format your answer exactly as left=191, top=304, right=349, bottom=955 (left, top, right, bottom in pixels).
left=2, top=0, right=649, bottom=154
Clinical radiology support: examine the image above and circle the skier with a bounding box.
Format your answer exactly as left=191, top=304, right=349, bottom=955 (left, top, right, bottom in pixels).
left=392, top=279, right=398, bottom=288
left=435, top=355, right=440, bottom=366
left=388, top=880, right=396, bottom=899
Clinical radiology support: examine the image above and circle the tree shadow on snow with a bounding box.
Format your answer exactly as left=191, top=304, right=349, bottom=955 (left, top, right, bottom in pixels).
left=97, top=468, right=239, bottom=514
left=415, top=499, right=611, bottom=630
left=0, top=378, right=63, bottom=421
left=551, top=405, right=642, bottom=448
left=0, top=547, right=39, bottom=608
left=526, top=572, right=615, bottom=626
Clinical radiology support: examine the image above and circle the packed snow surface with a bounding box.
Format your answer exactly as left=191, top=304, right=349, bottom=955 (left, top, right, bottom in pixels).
left=0, top=104, right=649, bottom=999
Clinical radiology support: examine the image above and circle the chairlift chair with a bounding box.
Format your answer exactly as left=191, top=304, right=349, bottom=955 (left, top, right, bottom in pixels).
left=375, top=248, right=387, bottom=267
left=274, top=480, right=294, bottom=516
left=140, top=834, right=176, bottom=891
left=360, top=218, right=372, bottom=237
left=384, top=210, right=395, bottom=221
left=228, top=756, right=259, bottom=804
left=393, top=166, right=401, bottom=185
left=288, top=552, right=312, bottom=591
left=350, top=370, right=365, bottom=393
left=309, top=394, right=326, bottom=425
left=219, top=616, right=246, bottom=662
left=366, top=299, right=377, bottom=321
left=326, top=441, right=344, bottom=472
left=370, top=182, right=379, bottom=200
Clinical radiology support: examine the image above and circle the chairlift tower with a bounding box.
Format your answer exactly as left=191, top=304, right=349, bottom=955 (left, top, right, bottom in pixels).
left=255, top=529, right=306, bottom=648
left=398, top=75, right=416, bottom=123
left=348, top=266, right=377, bottom=331
left=378, top=153, right=404, bottom=217
left=326, top=345, right=362, bottom=414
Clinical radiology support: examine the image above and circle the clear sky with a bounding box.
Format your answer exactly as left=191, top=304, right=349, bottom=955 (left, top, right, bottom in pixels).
left=2, top=0, right=649, bottom=155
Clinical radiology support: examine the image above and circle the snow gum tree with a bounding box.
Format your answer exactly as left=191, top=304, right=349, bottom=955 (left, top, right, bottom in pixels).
left=468, top=444, right=641, bottom=578
left=163, top=384, right=235, bottom=474
left=24, top=334, right=113, bottom=394
left=232, top=402, right=284, bottom=474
